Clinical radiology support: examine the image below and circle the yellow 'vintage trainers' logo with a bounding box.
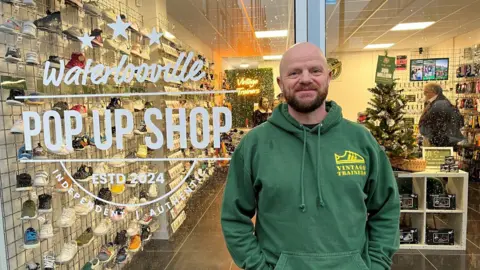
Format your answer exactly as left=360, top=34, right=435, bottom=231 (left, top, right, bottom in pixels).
left=335, top=151, right=367, bottom=177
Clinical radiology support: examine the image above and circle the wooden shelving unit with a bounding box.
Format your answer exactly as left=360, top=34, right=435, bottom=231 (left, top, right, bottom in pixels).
left=396, top=170, right=468, bottom=250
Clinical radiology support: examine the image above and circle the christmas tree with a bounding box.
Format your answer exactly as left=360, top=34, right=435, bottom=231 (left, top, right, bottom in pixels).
left=364, top=81, right=419, bottom=160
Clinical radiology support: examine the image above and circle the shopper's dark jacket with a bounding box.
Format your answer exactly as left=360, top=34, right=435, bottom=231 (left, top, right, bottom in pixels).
left=419, top=94, right=464, bottom=147
left=221, top=101, right=400, bottom=270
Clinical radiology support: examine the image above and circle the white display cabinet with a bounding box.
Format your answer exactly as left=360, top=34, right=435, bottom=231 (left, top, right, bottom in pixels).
left=396, top=170, right=468, bottom=250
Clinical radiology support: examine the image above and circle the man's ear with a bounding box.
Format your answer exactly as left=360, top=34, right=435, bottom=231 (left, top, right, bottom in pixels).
left=276, top=76, right=282, bottom=91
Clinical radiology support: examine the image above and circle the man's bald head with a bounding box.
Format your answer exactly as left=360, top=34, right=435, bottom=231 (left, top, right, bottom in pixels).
left=279, top=42, right=329, bottom=76
left=276, top=42, right=332, bottom=114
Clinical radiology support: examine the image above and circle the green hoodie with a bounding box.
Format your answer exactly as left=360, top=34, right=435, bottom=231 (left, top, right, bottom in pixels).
left=221, top=101, right=400, bottom=270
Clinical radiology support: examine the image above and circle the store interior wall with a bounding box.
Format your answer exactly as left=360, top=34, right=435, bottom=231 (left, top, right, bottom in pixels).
left=328, top=27, right=480, bottom=122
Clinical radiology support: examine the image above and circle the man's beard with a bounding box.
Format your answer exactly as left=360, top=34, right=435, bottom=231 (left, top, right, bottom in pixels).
left=284, top=88, right=328, bottom=113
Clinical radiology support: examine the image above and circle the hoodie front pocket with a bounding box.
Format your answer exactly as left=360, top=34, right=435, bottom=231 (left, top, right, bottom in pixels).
left=274, top=251, right=369, bottom=270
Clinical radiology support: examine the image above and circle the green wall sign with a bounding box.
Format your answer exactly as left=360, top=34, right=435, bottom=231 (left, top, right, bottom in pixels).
left=375, top=55, right=396, bottom=85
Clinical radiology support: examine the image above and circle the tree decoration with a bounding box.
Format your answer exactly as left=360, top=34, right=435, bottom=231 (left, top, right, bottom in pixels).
left=364, top=80, right=420, bottom=160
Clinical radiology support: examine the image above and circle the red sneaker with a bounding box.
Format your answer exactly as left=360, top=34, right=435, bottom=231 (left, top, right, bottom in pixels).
left=66, top=52, right=86, bottom=69
left=71, top=104, right=88, bottom=117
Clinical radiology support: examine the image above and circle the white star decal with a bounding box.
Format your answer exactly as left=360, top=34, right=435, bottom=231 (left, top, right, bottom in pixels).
left=108, top=15, right=131, bottom=39
left=147, top=28, right=163, bottom=46
left=78, top=33, right=95, bottom=49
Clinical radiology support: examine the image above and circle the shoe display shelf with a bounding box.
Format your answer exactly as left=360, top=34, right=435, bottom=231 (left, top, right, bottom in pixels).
left=396, top=170, right=468, bottom=250
left=453, top=46, right=480, bottom=181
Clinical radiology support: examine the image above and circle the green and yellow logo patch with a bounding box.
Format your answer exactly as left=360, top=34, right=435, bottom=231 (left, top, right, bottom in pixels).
left=335, top=150, right=367, bottom=177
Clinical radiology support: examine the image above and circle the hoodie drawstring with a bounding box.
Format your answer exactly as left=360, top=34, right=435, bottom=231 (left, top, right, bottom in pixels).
left=316, top=126, right=325, bottom=207
left=299, top=126, right=325, bottom=213
left=299, top=128, right=307, bottom=212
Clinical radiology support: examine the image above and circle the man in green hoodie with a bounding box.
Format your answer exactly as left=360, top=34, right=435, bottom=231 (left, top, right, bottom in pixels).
left=221, top=42, right=400, bottom=270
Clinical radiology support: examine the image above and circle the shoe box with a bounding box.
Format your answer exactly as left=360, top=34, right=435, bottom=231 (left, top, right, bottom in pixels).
left=399, top=228, right=419, bottom=244
left=426, top=228, right=455, bottom=245
left=400, top=193, right=418, bottom=210
left=427, top=194, right=456, bottom=210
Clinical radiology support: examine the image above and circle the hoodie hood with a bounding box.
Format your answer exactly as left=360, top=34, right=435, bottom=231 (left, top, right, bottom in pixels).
left=267, top=101, right=344, bottom=212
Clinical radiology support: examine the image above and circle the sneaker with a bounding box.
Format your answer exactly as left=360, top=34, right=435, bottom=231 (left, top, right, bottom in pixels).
left=97, top=242, right=115, bottom=262
left=25, top=52, right=39, bottom=65
left=10, top=119, right=24, bottom=134
left=102, top=9, right=116, bottom=23
left=141, top=225, right=151, bottom=241
left=66, top=52, right=86, bottom=69
left=93, top=162, right=109, bottom=174
left=22, top=21, right=37, bottom=38
left=148, top=184, right=157, bottom=198
left=133, top=99, right=145, bottom=111
left=43, top=251, right=56, bottom=270
left=74, top=200, right=93, bottom=216
left=73, top=165, right=93, bottom=182
left=122, top=99, right=134, bottom=112
left=71, top=104, right=88, bottom=117
left=55, top=174, right=73, bottom=192
left=126, top=197, right=139, bottom=212
left=95, top=188, right=112, bottom=206
left=62, top=26, right=82, bottom=40
left=104, top=38, right=119, bottom=51
left=34, top=11, right=62, bottom=33
left=83, top=1, right=101, bottom=16
left=110, top=207, right=125, bottom=221
left=0, top=17, right=21, bottom=33
left=25, top=261, right=40, bottom=270
left=76, top=227, right=94, bottom=247
left=139, top=190, right=148, bottom=203
left=50, top=143, right=73, bottom=156
left=128, top=235, right=141, bottom=252
left=52, top=101, right=69, bottom=118
left=56, top=208, right=76, bottom=227
left=5, top=46, right=21, bottom=63
left=136, top=145, right=148, bottom=158
left=39, top=220, right=54, bottom=239
left=20, top=199, right=37, bottom=219
left=111, top=183, right=125, bottom=195
left=38, top=194, right=52, bottom=213
left=90, top=28, right=103, bottom=47
left=5, top=88, right=25, bottom=106
left=134, top=121, right=151, bottom=135
left=127, top=221, right=139, bottom=236
left=72, top=137, right=86, bottom=151
left=55, top=241, right=77, bottom=264
left=93, top=218, right=112, bottom=236
left=45, top=55, right=61, bottom=69
left=16, top=173, right=32, bottom=191
left=114, top=230, right=127, bottom=246
left=138, top=214, right=152, bottom=225
left=82, top=258, right=100, bottom=270
left=23, top=227, right=40, bottom=249
left=118, top=42, right=130, bottom=55
left=33, top=171, right=48, bottom=186
left=109, top=153, right=125, bottom=167
left=18, top=145, right=32, bottom=160
left=144, top=101, right=154, bottom=109
left=88, top=101, right=106, bottom=116
left=125, top=174, right=137, bottom=188
left=33, top=143, right=47, bottom=159
left=65, top=0, right=83, bottom=8
left=130, top=44, right=141, bottom=57
left=115, top=247, right=128, bottom=264
left=25, top=92, right=44, bottom=105
left=23, top=0, right=36, bottom=7
left=107, top=97, right=122, bottom=111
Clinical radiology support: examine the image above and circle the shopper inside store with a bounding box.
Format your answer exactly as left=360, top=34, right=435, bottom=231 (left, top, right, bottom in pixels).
left=0, top=0, right=479, bottom=269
